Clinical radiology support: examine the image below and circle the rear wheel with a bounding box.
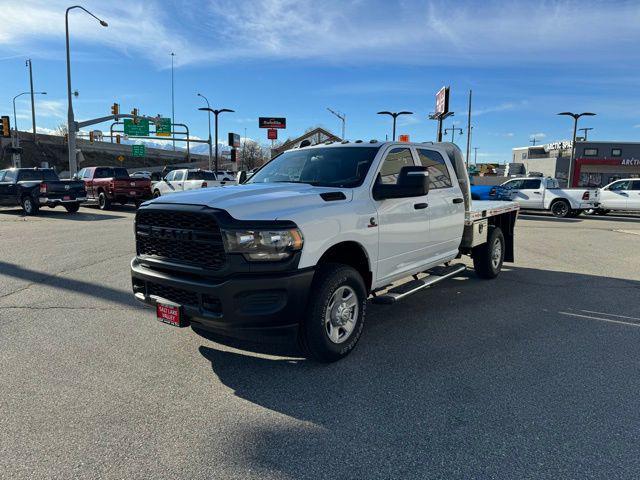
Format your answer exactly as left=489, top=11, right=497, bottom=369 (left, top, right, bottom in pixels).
left=98, top=192, right=111, bottom=210
left=550, top=199, right=571, bottom=218
left=153, top=190, right=161, bottom=198
left=64, top=202, right=80, bottom=213
left=21, top=196, right=39, bottom=216
left=473, top=226, right=504, bottom=279
left=299, top=264, right=366, bottom=363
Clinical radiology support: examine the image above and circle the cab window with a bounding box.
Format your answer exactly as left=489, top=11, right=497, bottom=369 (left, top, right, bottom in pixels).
left=417, top=149, right=452, bottom=189
left=0, top=170, right=5, bottom=182
left=43, top=170, right=58, bottom=181
left=3, top=170, right=17, bottom=183
left=174, top=171, right=185, bottom=182
left=165, top=171, right=176, bottom=181
left=503, top=179, right=524, bottom=189
left=17, top=170, right=42, bottom=181
left=521, top=179, right=541, bottom=189
left=379, top=148, right=414, bottom=185
left=609, top=181, right=630, bottom=191
left=95, top=167, right=112, bottom=179
left=631, top=181, right=640, bottom=191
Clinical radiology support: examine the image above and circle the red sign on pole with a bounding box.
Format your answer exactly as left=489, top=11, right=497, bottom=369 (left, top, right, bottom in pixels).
left=435, top=86, right=450, bottom=117
left=267, top=128, right=278, bottom=140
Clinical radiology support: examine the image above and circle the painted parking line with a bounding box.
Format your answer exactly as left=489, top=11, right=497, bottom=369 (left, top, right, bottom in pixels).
left=559, top=311, right=640, bottom=328
left=579, top=310, right=640, bottom=322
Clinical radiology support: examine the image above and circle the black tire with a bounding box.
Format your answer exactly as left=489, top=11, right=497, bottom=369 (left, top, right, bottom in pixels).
left=550, top=199, right=571, bottom=218
left=98, top=192, right=111, bottom=210
left=568, top=209, right=582, bottom=218
left=134, top=199, right=143, bottom=208
left=153, top=190, right=161, bottom=198
left=298, top=264, right=367, bottom=363
left=64, top=202, right=80, bottom=213
left=473, top=226, right=505, bottom=279
left=596, top=209, right=609, bottom=216
left=21, top=196, right=39, bottom=216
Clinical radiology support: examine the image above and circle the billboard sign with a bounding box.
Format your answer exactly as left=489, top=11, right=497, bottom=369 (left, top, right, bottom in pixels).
left=228, top=132, right=241, bottom=147
left=259, top=117, right=286, bottom=129
left=267, top=128, right=278, bottom=140
left=435, top=86, right=450, bottom=117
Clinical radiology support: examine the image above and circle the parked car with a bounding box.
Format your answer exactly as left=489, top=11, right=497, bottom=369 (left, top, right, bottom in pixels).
left=131, top=141, right=519, bottom=362
left=130, top=171, right=151, bottom=179
left=0, top=168, right=86, bottom=215
left=77, top=166, right=152, bottom=210
left=151, top=169, right=235, bottom=197
left=587, top=178, right=640, bottom=215
left=499, top=176, right=597, bottom=218
left=470, top=183, right=511, bottom=201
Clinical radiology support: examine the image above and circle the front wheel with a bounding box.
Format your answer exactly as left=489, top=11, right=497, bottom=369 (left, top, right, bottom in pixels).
left=299, top=264, right=367, bottom=363
left=153, top=190, right=161, bottom=198
left=473, top=226, right=505, bottom=279
left=21, top=196, right=39, bottom=216
left=64, top=202, right=80, bottom=213
left=550, top=199, right=571, bottom=218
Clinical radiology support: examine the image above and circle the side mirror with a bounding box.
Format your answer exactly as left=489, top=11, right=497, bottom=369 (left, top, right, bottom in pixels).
left=373, top=166, right=429, bottom=200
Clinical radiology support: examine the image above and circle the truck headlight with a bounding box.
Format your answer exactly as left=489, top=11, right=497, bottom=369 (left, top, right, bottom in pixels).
left=222, top=228, right=303, bottom=261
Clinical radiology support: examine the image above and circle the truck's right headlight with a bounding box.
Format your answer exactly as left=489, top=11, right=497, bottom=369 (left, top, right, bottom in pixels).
left=222, top=228, right=303, bottom=261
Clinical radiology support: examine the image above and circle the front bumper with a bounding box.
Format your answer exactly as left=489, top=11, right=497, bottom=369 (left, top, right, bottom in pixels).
left=39, top=196, right=87, bottom=205
left=131, top=258, right=314, bottom=342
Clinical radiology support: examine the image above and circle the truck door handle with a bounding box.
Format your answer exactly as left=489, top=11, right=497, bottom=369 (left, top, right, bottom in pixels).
left=452, top=198, right=464, bottom=204
left=414, top=203, right=428, bottom=210
left=534, top=191, right=541, bottom=195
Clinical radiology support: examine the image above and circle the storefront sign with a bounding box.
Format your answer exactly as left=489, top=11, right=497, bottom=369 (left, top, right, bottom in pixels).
left=621, top=158, right=640, bottom=166
left=259, top=117, right=286, bottom=129
left=434, top=86, right=450, bottom=117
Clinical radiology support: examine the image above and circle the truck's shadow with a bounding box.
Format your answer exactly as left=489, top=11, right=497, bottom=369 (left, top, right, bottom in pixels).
left=0, top=207, right=127, bottom=221
left=197, top=266, right=640, bottom=478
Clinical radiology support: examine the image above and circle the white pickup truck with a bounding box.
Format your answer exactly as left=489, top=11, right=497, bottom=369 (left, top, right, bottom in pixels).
left=500, top=176, right=597, bottom=218
left=588, top=178, right=640, bottom=215
left=131, top=141, right=519, bottom=362
left=151, top=169, right=235, bottom=198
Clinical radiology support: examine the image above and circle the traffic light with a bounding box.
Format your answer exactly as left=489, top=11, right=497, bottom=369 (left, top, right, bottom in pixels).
left=116, top=134, right=121, bottom=144
left=89, top=131, right=95, bottom=143
left=230, top=148, right=237, bottom=163
left=1, top=116, right=10, bottom=138
left=131, top=108, right=139, bottom=125
left=111, top=103, right=120, bottom=115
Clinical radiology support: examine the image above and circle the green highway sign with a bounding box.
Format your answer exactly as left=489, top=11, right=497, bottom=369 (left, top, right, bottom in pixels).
left=124, top=119, right=149, bottom=136
left=132, top=144, right=146, bottom=157
left=155, top=118, right=172, bottom=136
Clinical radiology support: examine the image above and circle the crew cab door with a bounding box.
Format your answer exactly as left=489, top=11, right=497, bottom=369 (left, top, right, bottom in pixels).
left=374, top=146, right=430, bottom=283
left=629, top=180, right=640, bottom=211
left=172, top=170, right=186, bottom=191
left=517, top=178, right=545, bottom=209
left=0, top=170, right=16, bottom=205
left=600, top=180, right=630, bottom=209
left=416, top=148, right=465, bottom=258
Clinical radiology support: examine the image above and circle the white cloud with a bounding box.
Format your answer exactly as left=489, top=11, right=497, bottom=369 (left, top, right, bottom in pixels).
left=2, top=1, right=640, bottom=68
left=530, top=132, right=546, bottom=140
left=633, top=124, right=640, bottom=129
left=474, top=101, right=528, bottom=116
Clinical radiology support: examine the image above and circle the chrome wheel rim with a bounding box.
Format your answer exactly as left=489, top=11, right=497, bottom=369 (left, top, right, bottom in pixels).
left=491, top=237, right=502, bottom=269
left=324, top=286, right=358, bottom=344
left=24, top=198, right=33, bottom=213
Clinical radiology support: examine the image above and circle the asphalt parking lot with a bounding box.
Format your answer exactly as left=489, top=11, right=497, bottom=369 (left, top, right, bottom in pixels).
left=1, top=206, right=640, bottom=479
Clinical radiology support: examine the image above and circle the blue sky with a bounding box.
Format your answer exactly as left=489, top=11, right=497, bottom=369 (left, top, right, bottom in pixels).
left=2, top=0, right=640, bottom=162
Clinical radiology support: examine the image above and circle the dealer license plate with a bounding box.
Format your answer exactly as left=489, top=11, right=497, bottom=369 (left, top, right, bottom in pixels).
left=130, top=191, right=137, bottom=196
left=156, top=302, right=185, bottom=327
left=63, top=195, right=71, bottom=200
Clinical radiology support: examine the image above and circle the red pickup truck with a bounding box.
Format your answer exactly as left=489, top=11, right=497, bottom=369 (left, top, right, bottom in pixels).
left=77, top=166, right=152, bottom=209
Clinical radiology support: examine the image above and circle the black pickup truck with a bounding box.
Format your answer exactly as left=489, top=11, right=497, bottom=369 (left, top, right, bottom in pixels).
left=0, top=168, right=87, bottom=215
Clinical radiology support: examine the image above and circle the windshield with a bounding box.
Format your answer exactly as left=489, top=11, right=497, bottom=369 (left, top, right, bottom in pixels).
left=247, top=146, right=380, bottom=188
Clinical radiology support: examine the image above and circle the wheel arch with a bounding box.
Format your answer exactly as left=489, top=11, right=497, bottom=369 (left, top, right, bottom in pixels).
left=317, top=241, right=372, bottom=292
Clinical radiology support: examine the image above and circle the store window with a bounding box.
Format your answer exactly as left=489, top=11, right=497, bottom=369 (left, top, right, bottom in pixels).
left=611, top=148, right=622, bottom=157
left=584, top=148, right=598, bottom=157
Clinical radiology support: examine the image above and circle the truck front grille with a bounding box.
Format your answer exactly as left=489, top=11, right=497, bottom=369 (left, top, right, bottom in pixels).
left=135, top=209, right=226, bottom=271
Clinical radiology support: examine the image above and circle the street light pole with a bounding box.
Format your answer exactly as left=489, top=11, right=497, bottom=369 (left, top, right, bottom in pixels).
left=444, top=126, right=463, bottom=144
left=473, top=147, right=479, bottom=165
left=65, top=5, right=108, bottom=176
left=377, top=111, right=413, bottom=141
left=557, top=112, right=596, bottom=187
left=26, top=59, right=38, bottom=141
left=197, top=93, right=213, bottom=170
left=12, top=91, right=46, bottom=167
left=327, top=107, right=346, bottom=139
left=171, top=52, right=176, bottom=151
left=199, top=107, right=235, bottom=174
left=578, top=127, right=594, bottom=141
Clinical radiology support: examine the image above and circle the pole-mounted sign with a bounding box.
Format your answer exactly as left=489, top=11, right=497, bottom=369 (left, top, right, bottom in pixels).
left=124, top=119, right=149, bottom=136
left=267, top=128, right=278, bottom=140
left=435, top=86, right=450, bottom=117
left=228, top=132, right=241, bottom=148
left=259, top=117, right=286, bottom=129
left=155, top=118, right=172, bottom=136
left=132, top=144, right=146, bottom=157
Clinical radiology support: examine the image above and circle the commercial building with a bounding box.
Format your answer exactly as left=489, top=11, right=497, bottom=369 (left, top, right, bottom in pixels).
left=511, top=140, right=640, bottom=187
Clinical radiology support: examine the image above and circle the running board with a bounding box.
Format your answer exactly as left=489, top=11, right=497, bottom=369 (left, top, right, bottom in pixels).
left=371, top=263, right=466, bottom=305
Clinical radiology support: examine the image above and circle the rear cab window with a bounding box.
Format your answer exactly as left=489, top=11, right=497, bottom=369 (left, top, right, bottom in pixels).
left=17, top=170, right=43, bottom=182
left=113, top=168, right=130, bottom=179
left=94, top=168, right=113, bottom=179
left=417, top=149, right=453, bottom=189
left=43, top=170, right=59, bottom=181
left=521, top=179, right=541, bottom=189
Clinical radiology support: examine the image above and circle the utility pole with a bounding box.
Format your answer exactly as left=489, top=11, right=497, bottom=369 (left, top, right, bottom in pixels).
left=578, top=127, right=593, bottom=141
left=557, top=112, right=596, bottom=186
left=66, top=5, right=108, bottom=176
left=530, top=137, right=538, bottom=146
left=242, top=127, right=247, bottom=170
left=26, top=59, right=37, bottom=141
left=171, top=52, right=176, bottom=151
left=474, top=147, right=479, bottom=165
left=377, top=111, right=413, bottom=141
left=465, top=89, right=472, bottom=167
left=327, top=107, right=346, bottom=139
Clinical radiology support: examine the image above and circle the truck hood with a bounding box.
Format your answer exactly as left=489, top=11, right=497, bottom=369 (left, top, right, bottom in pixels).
left=149, top=182, right=353, bottom=220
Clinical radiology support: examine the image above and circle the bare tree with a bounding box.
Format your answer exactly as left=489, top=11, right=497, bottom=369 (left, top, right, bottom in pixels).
left=55, top=123, right=68, bottom=136
left=241, top=140, right=269, bottom=170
